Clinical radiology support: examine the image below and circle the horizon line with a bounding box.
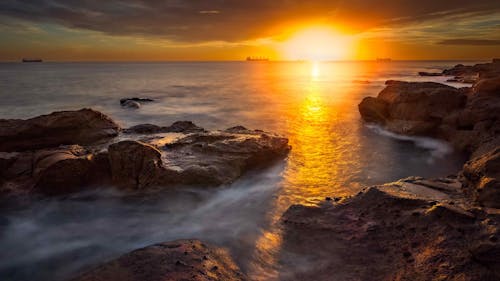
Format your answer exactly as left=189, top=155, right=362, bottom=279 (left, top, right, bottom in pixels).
left=0, top=58, right=493, bottom=63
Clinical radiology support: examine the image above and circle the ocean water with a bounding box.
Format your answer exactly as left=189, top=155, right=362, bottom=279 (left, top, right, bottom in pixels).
left=0, top=61, right=476, bottom=280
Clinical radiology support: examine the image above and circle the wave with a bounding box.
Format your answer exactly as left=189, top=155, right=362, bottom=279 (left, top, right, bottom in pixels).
left=366, top=124, right=453, bottom=161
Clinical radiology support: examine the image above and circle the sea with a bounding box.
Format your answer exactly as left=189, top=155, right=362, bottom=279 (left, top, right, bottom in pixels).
left=0, top=60, right=480, bottom=280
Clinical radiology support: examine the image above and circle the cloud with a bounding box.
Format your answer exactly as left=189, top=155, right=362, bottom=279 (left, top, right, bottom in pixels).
left=0, top=0, right=499, bottom=42
left=438, top=39, right=500, bottom=45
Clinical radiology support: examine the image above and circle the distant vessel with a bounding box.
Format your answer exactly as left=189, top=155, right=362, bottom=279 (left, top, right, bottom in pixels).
left=246, top=56, right=269, bottom=62
left=376, top=58, right=392, bottom=62
left=22, top=58, right=43, bottom=63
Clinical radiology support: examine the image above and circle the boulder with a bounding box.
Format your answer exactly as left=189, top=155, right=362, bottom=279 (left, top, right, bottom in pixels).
left=108, top=140, right=163, bottom=190
left=70, top=239, right=246, bottom=281
left=358, top=97, right=388, bottom=124
left=0, top=109, right=119, bottom=152
left=121, top=100, right=141, bottom=109
left=359, top=81, right=466, bottom=135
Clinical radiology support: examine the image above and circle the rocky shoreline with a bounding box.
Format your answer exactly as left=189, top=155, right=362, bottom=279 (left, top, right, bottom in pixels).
left=1, top=60, right=499, bottom=280
left=0, top=109, right=290, bottom=196
left=278, top=59, right=499, bottom=280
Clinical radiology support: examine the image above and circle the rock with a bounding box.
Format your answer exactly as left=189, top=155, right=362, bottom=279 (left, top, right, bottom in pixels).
left=121, top=100, right=140, bottom=109
left=462, top=148, right=500, bottom=208
left=155, top=130, right=290, bottom=186
left=359, top=81, right=466, bottom=135
left=0, top=111, right=290, bottom=194
left=123, top=124, right=162, bottom=134
left=108, top=141, right=163, bottom=190
left=124, top=121, right=205, bottom=134
left=70, top=239, right=246, bottom=281
left=418, top=71, right=442, bottom=76
left=119, top=97, right=154, bottom=105
left=358, top=97, right=388, bottom=124
left=443, top=61, right=500, bottom=79
left=280, top=180, right=500, bottom=281
left=0, top=109, right=119, bottom=152
left=107, top=128, right=291, bottom=190
left=166, top=121, right=205, bottom=133
left=472, top=76, right=500, bottom=97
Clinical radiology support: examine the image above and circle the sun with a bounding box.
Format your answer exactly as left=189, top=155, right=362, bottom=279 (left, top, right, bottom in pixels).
left=281, top=26, right=354, bottom=61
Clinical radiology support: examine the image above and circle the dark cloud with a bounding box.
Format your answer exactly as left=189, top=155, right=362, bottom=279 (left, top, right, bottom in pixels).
left=438, top=39, right=500, bottom=45
left=1, top=0, right=499, bottom=42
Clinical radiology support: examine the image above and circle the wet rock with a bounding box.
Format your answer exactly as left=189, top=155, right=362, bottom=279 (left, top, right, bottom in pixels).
left=359, top=81, right=466, bottom=135
left=124, top=121, right=205, bottom=134
left=463, top=148, right=500, bottom=208
left=121, top=100, right=141, bottom=109
left=70, top=239, right=246, bottom=281
left=108, top=140, right=163, bottom=190
left=1, top=110, right=290, bottom=195
left=120, top=97, right=154, bottom=105
left=418, top=71, right=442, bottom=76
left=0, top=109, right=119, bottom=152
left=109, top=126, right=290, bottom=189
left=359, top=61, right=500, bottom=157
left=280, top=179, right=499, bottom=281
left=357, top=97, right=388, bottom=124
left=32, top=146, right=111, bottom=195
left=155, top=130, right=290, bottom=186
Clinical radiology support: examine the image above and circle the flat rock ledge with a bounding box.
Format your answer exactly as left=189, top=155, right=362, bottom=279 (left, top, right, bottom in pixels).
left=70, top=239, right=246, bottom=281
left=0, top=110, right=290, bottom=196
left=280, top=177, right=500, bottom=281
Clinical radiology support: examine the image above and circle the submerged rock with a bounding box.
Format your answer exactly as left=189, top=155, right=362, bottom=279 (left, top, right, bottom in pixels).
left=0, top=108, right=120, bottom=152
left=120, top=97, right=154, bottom=105
left=280, top=178, right=500, bottom=281
left=121, top=100, right=141, bottom=109
left=70, top=239, right=246, bottom=281
left=120, top=97, right=154, bottom=109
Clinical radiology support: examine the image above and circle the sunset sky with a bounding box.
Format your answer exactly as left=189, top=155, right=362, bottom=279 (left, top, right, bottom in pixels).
left=1, top=0, right=500, bottom=61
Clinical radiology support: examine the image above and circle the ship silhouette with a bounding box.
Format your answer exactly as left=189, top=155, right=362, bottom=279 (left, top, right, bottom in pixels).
left=246, top=56, right=269, bottom=61
left=22, top=58, right=43, bottom=63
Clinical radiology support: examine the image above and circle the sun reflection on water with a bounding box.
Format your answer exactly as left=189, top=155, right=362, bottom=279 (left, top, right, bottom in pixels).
left=249, top=61, right=366, bottom=279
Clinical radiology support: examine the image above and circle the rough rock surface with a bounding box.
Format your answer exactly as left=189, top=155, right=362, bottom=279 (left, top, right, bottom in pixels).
left=123, top=121, right=205, bottom=134
left=358, top=80, right=467, bottom=136
left=0, top=110, right=290, bottom=195
left=112, top=126, right=290, bottom=189
left=280, top=177, right=500, bottom=281
left=70, top=239, right=246, bottom=281
left=359, top=60, right=500, bottom=207
left=463, top=148, right=500, bottom=208
left=0, top=108, right=120, bottom=152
